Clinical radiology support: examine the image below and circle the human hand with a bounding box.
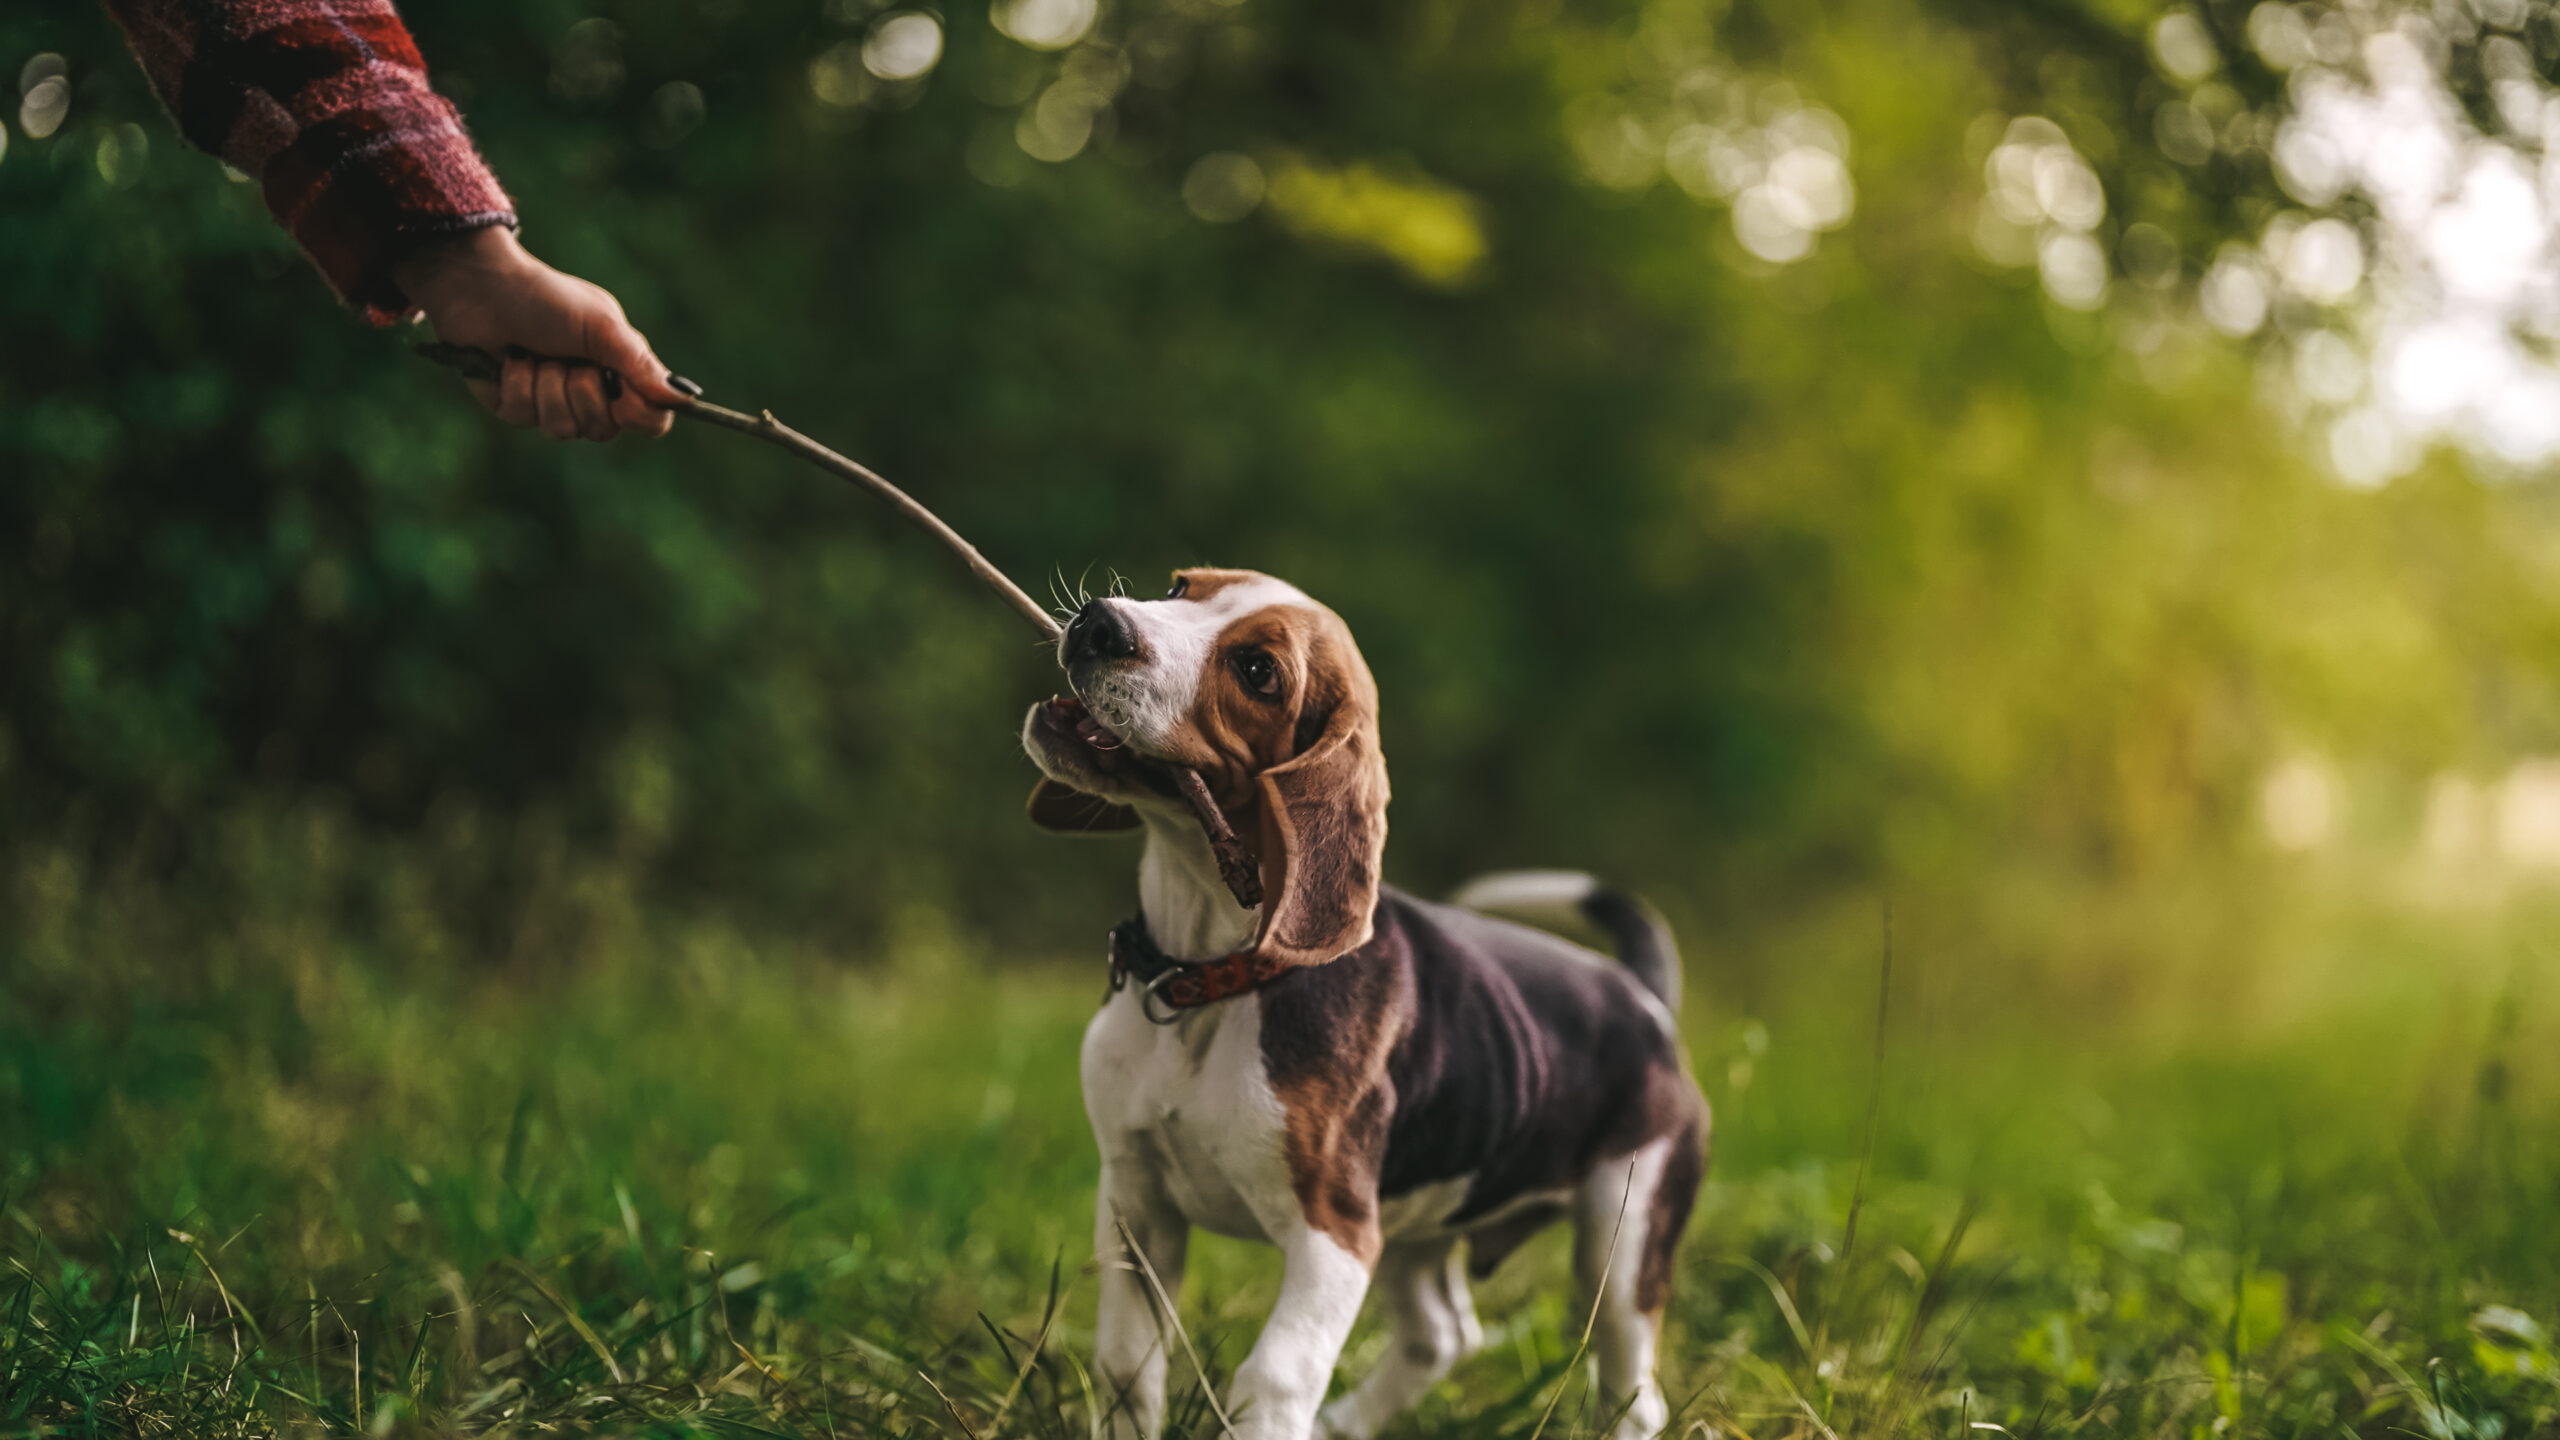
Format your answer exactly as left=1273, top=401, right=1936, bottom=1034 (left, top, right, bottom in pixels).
left=392, top=227, right=691, bottom=441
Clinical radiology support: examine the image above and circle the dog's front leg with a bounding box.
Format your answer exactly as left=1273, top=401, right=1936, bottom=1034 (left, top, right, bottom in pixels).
left=1226, top=1224, right=1375, bottom=1440
left=1095, top=1162, right=1189, bottom=1440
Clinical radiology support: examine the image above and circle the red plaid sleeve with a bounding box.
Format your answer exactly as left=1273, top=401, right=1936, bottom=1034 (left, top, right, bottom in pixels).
left=102, top=0, right=517, bottom=324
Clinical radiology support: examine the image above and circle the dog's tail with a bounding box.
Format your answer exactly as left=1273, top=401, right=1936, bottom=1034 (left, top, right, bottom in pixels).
left=1446, top=870, right=1681, bottom=1012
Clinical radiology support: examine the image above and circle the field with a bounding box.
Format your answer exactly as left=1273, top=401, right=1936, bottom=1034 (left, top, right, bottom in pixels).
left=8, top=834, right=2559, bottom=1440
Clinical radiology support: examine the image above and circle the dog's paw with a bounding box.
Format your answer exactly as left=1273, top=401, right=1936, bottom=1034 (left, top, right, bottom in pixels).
left=1603, top=1383, right=1671, bottom=1440
left=1313, top=1398, right=1373, bottom=1440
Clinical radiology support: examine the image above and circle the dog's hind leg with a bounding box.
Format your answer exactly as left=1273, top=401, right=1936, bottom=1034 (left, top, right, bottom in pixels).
left=1574, top=1139, right=1675, bottom=1440
left=1316, top=1238, right=1480, bottom=1439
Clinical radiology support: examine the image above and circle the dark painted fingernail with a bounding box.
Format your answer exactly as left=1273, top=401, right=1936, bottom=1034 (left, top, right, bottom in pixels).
left=668, top=373, right=703, bottom=398
left=602, top=369, right=624, bottom=401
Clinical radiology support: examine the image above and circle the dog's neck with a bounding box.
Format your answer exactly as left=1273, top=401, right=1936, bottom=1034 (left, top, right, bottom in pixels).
left=1138, top=808, right=1260, bottom=959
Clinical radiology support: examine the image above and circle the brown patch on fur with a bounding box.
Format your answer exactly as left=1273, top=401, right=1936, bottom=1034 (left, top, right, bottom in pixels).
left=1153, top=569, right=1390, bottom=973
left=1027, top=778, right=1140, bottom=832
left=1162, top=567, right=1262, bottom=606
left=1260, top=945, right=1409, bottom=1266
left=1636, top=1109, right=1707, bottom=1313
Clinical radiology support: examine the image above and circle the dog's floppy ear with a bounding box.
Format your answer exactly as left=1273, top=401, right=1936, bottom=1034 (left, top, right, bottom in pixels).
left=1028, top=779, right=1141, bottom=833
left=1249, top=682, right=1389, bottom=968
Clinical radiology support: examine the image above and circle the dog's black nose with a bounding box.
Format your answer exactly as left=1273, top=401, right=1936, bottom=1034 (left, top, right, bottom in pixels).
left=1064, top=598, right=1139, bottom=664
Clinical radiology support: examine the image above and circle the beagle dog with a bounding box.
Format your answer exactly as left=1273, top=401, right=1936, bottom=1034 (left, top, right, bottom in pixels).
left=1020, top=569, right=1706, bottom=1440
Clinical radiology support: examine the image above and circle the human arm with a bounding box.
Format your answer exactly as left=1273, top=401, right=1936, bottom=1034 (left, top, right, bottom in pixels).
left=101, top=0, right=682, bottom=437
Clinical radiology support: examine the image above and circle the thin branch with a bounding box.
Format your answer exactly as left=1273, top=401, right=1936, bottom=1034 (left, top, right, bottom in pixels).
left=415, top=343, right=1062, bottom=644
left=1174, top=770, right=1263, bottom=909
left=415, top=346, right=1279, bottom=929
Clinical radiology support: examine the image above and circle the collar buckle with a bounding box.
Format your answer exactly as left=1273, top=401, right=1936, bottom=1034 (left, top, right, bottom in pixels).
left=1110, top=915, right=1255, bottom=1021
left=1137, top=968, right=1188, bottom=1026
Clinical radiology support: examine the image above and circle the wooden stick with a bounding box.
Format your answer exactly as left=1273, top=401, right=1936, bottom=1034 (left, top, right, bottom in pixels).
left=416, top=343, right=1264, bottom=906
left=415, top=342, right=1062, bottom=643
left=1174, top=769, right=1264, bottom=909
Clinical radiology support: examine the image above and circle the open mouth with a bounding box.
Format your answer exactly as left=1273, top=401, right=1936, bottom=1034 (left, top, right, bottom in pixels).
left=1037, top=694, right=1131, bottom=773
left=1034, top=695, right=1184, bottom=800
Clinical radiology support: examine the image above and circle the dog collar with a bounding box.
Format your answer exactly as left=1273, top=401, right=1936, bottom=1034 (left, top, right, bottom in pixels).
left=1108, top=917, right=1292, bottom=1020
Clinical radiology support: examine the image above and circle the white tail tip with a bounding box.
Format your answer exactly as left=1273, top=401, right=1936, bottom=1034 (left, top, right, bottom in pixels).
left=1447, top=869, right=1599, bottom=919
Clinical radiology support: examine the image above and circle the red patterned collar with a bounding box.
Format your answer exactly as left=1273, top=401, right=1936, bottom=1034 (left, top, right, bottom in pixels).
left=1107, top=917, right=1292, bottom=1021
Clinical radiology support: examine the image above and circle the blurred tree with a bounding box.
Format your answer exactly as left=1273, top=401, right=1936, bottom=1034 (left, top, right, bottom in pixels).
left=5, top=0, right=2559, bottom=959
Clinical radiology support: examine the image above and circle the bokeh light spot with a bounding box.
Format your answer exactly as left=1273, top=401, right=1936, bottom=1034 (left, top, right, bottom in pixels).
left=641, top=82, right=705, bottom=147
left=2038, top=231, right=2108, bottom=309
left=2151, top=11, right=2221, bottom=84
left=809, top=42, right=872, bottom=107
left=93, top=123, right=148, bottom=188
left=1657, top=104, right=1854, bottom=266
left=2262, top=757, right=2338, bottom=850
left=20, top=70, right=69, bottom=141
left=2294, top=329, right=2363, bottom=404
left=1017, top=86, right=1096, bottom=161
left=2248, top=2, right=2314, bottom=70
left=1182, top=152, right=1266, bottom=223
left=2326, top=407, right=2417, bottom=487
left=863, top=14, right=944, bottom=81
left=2200, top=246, right=2270, bottom=334
left=1979, top=117, right=2113, bottom=307
left=1733, top=186, right=1813, bottom=263
left=2155, top=101, right=2216, bottom=166
left=2276, top=215, right=2362, bottom=302
left=550, top=19, right=626, bottom=104
left=994, top=0, right=1097, bottom=52
left=1264, top=157, right=1486, bottom=286
left=2498, top=762, right=2560, bottom=866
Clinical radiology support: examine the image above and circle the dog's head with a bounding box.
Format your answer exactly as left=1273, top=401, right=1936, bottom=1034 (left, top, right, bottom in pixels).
left=1022, top=568, right=1389, bottom=967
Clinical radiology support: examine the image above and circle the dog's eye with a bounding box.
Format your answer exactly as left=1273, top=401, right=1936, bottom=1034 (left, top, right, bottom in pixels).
left=1231, top=648, right=1281, bottom=697
left=1167, top=577, right=1189, bottom=599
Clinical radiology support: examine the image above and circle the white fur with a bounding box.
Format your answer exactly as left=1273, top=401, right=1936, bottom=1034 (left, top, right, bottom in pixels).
left=1231, top=1227, right=1374, bottom=1440
left=1317, top=1240, right=1483, bottom=1440
left=1446, top=868, right=1600, bottom=917
left=1067, top=579, right=1313, bottom=755
left=1085, top=986, right=1278, bottom=1440
left=1088, top=983, right=1372, bottom=1440
left=1136, top=809, right=1262, bottom=959
left=1575, top=1139, right=1673, bottom=1440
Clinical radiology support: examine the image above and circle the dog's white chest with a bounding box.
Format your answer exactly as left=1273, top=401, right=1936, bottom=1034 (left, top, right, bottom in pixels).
left=1081, top=989, right=1289, bottom=1242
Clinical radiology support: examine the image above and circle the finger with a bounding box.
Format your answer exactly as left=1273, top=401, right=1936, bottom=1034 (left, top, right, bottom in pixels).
left=609, top=374, right=675, bottom=438
left=496, top=357, right=540, bottom=427
left=464, top=378, right=503, bottom=415
left=534, top=362, right=580, bottom=440
left=566, top=366, right=619, bottom=442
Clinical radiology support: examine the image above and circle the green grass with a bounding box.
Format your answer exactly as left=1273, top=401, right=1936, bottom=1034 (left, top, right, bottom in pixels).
left=6, top=842, right=2560, bottom=1439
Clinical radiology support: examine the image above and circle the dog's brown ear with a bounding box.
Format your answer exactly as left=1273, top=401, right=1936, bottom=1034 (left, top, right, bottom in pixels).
left=1249, top=688, right=1389, bottom=969
left=1028, top=779, right=1142, bottom=833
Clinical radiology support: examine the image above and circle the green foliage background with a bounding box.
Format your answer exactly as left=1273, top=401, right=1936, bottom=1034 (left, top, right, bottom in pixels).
left=10, top=0, right=2560, bottom=1434
left=15, top=0, right=2558, bottom=955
